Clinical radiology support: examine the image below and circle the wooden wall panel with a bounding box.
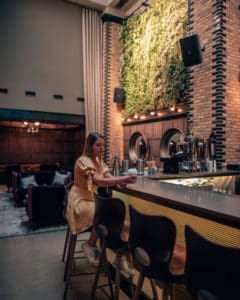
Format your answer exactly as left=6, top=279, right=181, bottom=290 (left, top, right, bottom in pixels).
left=0, top=126, right=85, bottom=170
left=123, top=117, right=186, bottom=167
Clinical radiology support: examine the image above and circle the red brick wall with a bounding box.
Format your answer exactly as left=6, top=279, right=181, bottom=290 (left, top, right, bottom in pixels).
left=225, top=0, right=240, bottom=163
left=187, top=0, right=215, bottom=137
left=187, top=0, right=240, bottom=165
left=104, top=0, right=240, bottom=167
left=102, top=22, right=124, bottom=167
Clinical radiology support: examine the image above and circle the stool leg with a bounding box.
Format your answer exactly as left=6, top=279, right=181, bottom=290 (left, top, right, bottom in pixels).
left=170, top=283, right=175, bottom=300
left=126, top=252, right=135, bottom=297
left=104, top=250, right=114, bottom=299
left=150, top=279, right=159, bottom=300
left=114, top=251, right=123, bottom=300
left=90, top=242, right=114, bottom=300
left=64, top=233, right=76, bottom=281
left=62, top=227, right=70, bottom=262
left=132, top=271, right=145, bottom=300
left=162, top=284, right=168, bottom=300
left=91, top=245, right=105, bottom=300
left=63, top=234, right=77, bottom=300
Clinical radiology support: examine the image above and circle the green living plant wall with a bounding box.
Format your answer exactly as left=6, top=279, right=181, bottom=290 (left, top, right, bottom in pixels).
left=120, top=0, right=188, bottom=117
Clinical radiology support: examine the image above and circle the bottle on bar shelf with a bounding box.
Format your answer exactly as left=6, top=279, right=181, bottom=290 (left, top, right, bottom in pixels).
left=208, top=131, right=217, bottom=172
left=209, top=131, right=216, bottom=160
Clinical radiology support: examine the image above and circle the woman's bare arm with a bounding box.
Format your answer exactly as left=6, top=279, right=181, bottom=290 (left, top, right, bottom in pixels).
left=91, top=172, right=136, bottom=187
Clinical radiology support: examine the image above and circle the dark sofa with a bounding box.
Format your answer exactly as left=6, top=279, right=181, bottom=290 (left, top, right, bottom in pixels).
left=3, top=163, right=59, bottom=192
left=26, top=184, right=66, bottom=226
left=12, top=170, right=71, bottom=206
left=5, top=165, right=21, bottom=192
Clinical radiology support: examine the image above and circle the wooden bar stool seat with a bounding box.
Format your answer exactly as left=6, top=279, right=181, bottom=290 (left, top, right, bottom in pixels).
left=184, top=225, right=240, bottom=300
left=62, top=181, right=96, bottom=300
left=128, top=205, right=186, bottom=300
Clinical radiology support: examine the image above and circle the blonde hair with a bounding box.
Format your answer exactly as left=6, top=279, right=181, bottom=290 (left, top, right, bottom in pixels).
left=82, top=132, right=104, bottom=157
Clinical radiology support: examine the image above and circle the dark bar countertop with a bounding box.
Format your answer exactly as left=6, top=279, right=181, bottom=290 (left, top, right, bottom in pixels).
left=116, top=170, right=240, bottom=229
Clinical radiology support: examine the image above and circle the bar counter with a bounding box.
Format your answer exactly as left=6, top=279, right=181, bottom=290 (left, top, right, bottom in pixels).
left=113, top=170, right=240, bottom=248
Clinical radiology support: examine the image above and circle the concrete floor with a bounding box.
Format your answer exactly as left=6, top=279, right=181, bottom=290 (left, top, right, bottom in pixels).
left=0, top=185, right=129, bottom=300
left=0, top=230, right=131, bottom=300
left=0, top=185, right=190, bottom=300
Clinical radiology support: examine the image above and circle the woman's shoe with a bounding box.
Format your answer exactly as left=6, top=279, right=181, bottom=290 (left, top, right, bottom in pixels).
left=113, top=256, right=135, bottom=277
left=82, top=242, right=99, bottom=267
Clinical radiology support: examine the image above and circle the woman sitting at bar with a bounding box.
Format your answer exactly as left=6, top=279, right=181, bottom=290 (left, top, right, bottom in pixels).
left=66, top=132, right=137, bottom=274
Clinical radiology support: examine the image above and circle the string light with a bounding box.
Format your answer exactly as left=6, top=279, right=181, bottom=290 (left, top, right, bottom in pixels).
left=121, top=105, right=185, bottom=122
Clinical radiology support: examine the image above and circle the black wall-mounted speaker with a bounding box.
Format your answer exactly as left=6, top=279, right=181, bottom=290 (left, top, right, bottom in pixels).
left=179, top=34, right=202, bottom=67
left=113, top=87, right=125, bottom=104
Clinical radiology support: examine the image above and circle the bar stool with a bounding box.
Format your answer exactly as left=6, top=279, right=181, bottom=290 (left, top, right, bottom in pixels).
left=62, top=182, right=95, bottom=300
left=184, top=225, right=240, bottom=300
left=61, top=185, right=112, bottom=263
left=90, top=193, right=131, bottom=300
left=63, top=227, right=95, bottom=299
left=128, top=205, right=186, bottom=300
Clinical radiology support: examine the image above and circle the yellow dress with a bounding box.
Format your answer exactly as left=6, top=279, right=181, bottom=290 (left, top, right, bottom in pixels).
left=66, top=156, right=109, bottom=234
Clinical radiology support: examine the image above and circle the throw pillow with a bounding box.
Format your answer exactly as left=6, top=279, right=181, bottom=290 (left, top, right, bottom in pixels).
left=52, top=171, right=69, bottom=185
left=21, top=175, right=38, bottom=189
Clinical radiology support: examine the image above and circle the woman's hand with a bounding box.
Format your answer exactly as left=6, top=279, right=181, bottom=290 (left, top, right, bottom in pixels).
left=117, top=174, right=137, bottom=189
left=122, top=173, right=137, bottom=184
left=117, top=182, right=127, bottom=189
left=130, top=173, right=137, bottom=183
left=92, top=170, right=137, bottom=188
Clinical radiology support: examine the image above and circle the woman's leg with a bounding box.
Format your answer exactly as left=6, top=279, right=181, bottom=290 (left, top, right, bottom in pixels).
left=121, top=220, right=130, bottom=242
left=119, top=220, right=135, bottom=275
left=82, top=227, right=99, bottom=266
left=88, top=226, right=98, bottom=247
